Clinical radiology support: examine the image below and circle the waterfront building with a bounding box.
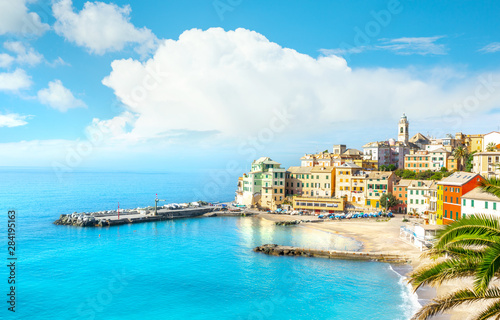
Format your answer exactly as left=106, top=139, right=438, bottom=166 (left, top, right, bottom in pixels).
left=483, top=131, right=500, bottom=151
left=335, top=163, right=370, bottom=207
left=472, top=151, right=500, bottom=178
left=365, top=171, right=396, bottom=209
left=437, top=172, right=484, bottom=225
left=462, top=187, right=500, bottom=219
left=393, top=179, right=413, bottom=213
left=285, top=166, right=335, bottom=197
left=235, top=157, right=286, bottom=210
left=407, top=180, right=437, bottom=215
left=428, top=183, right=438, bottom=223
left=292, top=196, right=346, bottom=213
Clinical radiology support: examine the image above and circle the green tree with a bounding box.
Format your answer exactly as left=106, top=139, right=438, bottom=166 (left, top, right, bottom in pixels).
left=440, top=166, right=448, bottom=173
left=416, top=170, right=434, bottom=180
left=395, top=168, right=404, bottom=177
left=453, top=146, right=469, bottom=171
left=429, top=172, right=443, bottom=180
left=486, top=142, right=497, bottom=152
left=402, top=170, right=416, bottom=179
left=379, top=193, right=398, bottom=210
left=409, top=179, right=500, bottom=320
left=465, top=151, right=477, bottom=172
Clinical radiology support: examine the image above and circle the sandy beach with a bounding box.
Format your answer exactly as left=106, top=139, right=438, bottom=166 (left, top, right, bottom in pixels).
left=256, top=213, right=476, bottom=320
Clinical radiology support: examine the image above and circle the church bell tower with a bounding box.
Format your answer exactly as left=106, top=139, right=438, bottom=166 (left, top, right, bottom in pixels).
left=398, top=113, right=409, bottom=145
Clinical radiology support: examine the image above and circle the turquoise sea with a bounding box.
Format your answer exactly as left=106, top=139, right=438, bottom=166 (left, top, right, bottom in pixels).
left=0, top=169, right=419, bottom=319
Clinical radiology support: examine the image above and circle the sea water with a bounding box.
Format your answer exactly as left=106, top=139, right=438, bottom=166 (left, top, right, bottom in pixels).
left=0, top=169, right=419, bottom=319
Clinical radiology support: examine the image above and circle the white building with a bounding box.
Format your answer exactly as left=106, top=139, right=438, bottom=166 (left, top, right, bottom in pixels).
left=484, top=131, right=500, bottom=151
left=407, top=180, right=437, bottom=214
left=462, top=187, right=500, bottom=219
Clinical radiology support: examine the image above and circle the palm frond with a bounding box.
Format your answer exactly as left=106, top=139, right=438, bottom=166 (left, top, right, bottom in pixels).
left=475, top=243, right=500, bottom=293
left=410, top=258, right=479, bottom=291
left=435, top=216, right=500, bottom=249
left=412, top=288, right=500, bottom=320
left=445, top=234, right=500, bottom=250
left=480, top=179, right=500, bottom=198
left=475, top=300, right=500, bottom=320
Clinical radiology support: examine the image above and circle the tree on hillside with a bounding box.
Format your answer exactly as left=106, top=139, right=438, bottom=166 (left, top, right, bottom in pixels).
left=440, top=166, right=448, bottom=173
left=402, top=170, right=416, bottom=179
left=453, top=146, right=469, bottom=171
left=416, top=170, right=434, bottom=180
left=408, top=179, right=500, bottom=320
left=429, top=172, right=443, bottom=180
left=395, top=168, right=404, bottom=177
left=379, top=193, right=399, bottom=210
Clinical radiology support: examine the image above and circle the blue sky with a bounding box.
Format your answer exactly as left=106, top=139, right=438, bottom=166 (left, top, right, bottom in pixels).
left=1, top=0, right=500, bottom=172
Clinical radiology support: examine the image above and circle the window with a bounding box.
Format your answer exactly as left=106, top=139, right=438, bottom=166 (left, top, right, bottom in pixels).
left=463, top=199, right=466, bottom=206
left=306, top=183, right=309, bottom=187
left=456, top=212, right=459, bottom=220
left=486, top=202, right=489, bottom=209
left=445, top=196, right=448, bottom=202
left=399, top=194, right=402, bottom=198
left=471, top=200, right=475, bottom=207
left=410, top=199, right=413, bottom=204
left=444, top=210, right=447, bottom=218
left=326, top=175, right=329, bottom=179
left=456, top=198, right=459, bottom=204
left=495, top=203, right=497, bottom=210
left=274, top=189, right=277, bottom=193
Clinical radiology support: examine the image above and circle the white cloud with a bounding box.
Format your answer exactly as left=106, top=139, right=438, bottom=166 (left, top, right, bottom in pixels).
left=4, top=41, right=44, bottom=66
left=479, top=42, right=500, bottom=53
left=0, top=68, right=32, bottom=91
left=52, top=0, right=158, bottom=55
left=377, top=36, right=447, bottom=55
left=322, top=36, right=447, bottom=56
left=0, top=113, right=31, bottom=127
left=0, top=0, right=49, bottom=36
left=37, top=79, right=87, bottom=112
left=0, top=53, right=14, bottom=68
left=101, top=28, right=493, bottom=146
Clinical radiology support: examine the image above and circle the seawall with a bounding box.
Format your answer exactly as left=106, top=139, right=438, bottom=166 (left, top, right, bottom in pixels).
left=253, top=244, right=410, bottom=264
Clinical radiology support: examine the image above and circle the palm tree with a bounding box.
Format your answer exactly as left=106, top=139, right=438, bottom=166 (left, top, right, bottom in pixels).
left=452, top=146, right=468, bottom=171
left=409, top=178, right=500, bottom=320
left=486, top=142, right=497, bottom=152
left=409, top=215, right=500, bottom=320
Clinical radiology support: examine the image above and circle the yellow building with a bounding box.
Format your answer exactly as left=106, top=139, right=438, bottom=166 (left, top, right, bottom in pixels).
left=464, top=134, right=484, bottom=153
left=432, top=184, right=444, bottom=225
left=446, top=156, right=458, bottom=172
left=285, top=166, right=335, bottom=197
left=365, top=171, right=396, bottom=209
left=293, top=196, right=345, bottom=213
left=335, top=163, right=369, bottom=207
left=472, top=152, right=500, bottom=178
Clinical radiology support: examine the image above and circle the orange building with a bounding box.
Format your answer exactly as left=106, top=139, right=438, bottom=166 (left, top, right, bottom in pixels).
left=392, top=179, right=412, bottom=213
left=437, top=172, right=484, bottom=225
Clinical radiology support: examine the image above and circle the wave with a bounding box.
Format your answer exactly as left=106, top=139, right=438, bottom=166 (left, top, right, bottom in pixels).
left=388, top=264, right=421, bottom=320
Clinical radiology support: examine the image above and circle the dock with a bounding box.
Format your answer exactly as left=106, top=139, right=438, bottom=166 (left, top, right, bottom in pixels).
left=54, top=206, right=217, bottom=227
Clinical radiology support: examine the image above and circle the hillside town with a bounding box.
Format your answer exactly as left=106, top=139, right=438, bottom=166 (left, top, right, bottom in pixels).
left=235, top=114, right=500, bottom=226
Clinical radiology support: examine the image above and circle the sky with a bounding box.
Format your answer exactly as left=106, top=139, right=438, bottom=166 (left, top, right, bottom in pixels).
left=1, top=0, right=500, bottom=174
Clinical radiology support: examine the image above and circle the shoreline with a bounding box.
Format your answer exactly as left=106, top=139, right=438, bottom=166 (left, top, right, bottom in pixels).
left=256, top=213, right=454, bottom=320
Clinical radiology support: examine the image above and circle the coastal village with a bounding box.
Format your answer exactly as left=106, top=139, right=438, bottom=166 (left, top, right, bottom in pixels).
left=235, top=114, right=499, bottom=231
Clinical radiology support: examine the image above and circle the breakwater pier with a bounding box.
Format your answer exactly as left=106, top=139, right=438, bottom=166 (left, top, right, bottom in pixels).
left=254, top=244, right=409, bottom=264
left=54, top=206, right=217, bottom=227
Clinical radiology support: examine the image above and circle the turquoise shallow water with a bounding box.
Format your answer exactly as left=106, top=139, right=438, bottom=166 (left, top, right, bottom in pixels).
left=0, top=169, right=419, bottom=319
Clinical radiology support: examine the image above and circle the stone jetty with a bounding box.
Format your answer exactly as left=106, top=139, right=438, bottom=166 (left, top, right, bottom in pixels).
left=54, top=206, right=216, bottom=227
left=253, top=244, right=409, bottom=264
